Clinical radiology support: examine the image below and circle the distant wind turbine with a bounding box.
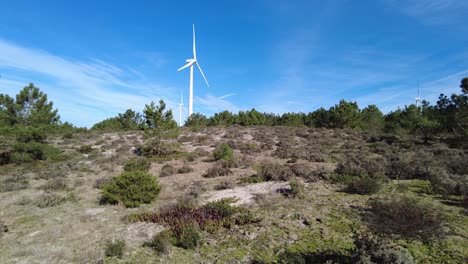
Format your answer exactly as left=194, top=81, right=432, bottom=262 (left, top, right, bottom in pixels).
left=414, top=82, right=422, bottom=109
left=177, top=24, right=209, bottom=117
left=178, top=91, right=183, bottom=127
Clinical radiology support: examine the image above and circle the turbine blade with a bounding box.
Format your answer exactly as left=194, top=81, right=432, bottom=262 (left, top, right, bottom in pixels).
left=177, top=62, right=192, bottom=71
left=196, top=62, right=209, bottom=87
left=193, top=24, right=197, bottom=60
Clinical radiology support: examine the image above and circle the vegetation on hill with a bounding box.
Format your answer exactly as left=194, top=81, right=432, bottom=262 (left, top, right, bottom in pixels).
left=0, top=79, right=467, bottom=263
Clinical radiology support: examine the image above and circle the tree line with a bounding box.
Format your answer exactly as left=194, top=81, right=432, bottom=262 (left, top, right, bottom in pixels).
left=1, top=78, right=467, bottom=142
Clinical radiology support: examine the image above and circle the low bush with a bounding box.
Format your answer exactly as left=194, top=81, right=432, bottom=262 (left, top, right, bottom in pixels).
left=35, top=192, right=77, bottom=208
left=94, top=177, right=113, bottom=189
left=144, top=230, right=174, bottom=254
left=353, top=234, right=416, bottom=264
left=123, top=157, right=150, bottom=172
left=428, top=168, right=467, bottom=197
left=366, top=195, right=446, bottom=240
left=258, top=162, right=294, bottom=181
left=140, top=138, right=179, bottom=157
left=213, top=143, right=234, bottom=165
left=288, top=178, right=305, bottom=198
left=177, top=163, right=194, bottom=174
left=160, top=164, right=175, bottom=177
left=336, top=153, right=386, bottom=178
left=39, top=178, right=68, bottom=191
left=203, top=163, right=232, bottom=178
left=138, top=198, right=260, bottom=243
left=100, top=171, right=161, bottom=208
left=177, top=224, right=201, bottom=250
left=78, top=145, right=93, bottom=154
left=0, top=174, right=29, bottom=192
left=289, top=163, right=318, bottom=182
left=214, top=180, right=235, bottom=190
left=345, top=174, right=383, bottom=195
left=104, top=239, right=125, bottom=258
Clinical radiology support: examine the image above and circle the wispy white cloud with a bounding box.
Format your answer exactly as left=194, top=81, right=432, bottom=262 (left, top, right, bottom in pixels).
left=196, top=94, right=239, bottom=113
left=217, top=93, right=236, bottom=100
left=0, top=39, right=176, bottom=127
left=384, top=0, right=468, bottom=25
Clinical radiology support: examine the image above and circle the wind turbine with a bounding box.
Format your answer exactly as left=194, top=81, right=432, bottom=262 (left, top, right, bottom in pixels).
left=178, top=91, right=183, bottom=127
left=415, top=83, right=422, bottom=109
left=177, top=24, right=209, bottom=117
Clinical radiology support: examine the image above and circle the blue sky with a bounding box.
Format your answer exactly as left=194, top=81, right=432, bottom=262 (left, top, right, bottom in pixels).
left=0, top=0, right=467, bottom=127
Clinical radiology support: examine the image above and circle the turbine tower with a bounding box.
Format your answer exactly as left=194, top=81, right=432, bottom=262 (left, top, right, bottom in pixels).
left=177, top=24, right=209, bottom=117
left=178, top=91, right=183, bottom=127
left=415, top=83, right=421, bottom=108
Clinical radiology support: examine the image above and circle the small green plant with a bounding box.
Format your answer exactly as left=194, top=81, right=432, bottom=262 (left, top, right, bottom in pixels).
left=213, top=143, right=234, bottom=164
left=288, top=178, right=305, bottom=198
left=144, top=230, right=174, bottom=254
left=177, top=224, right=201, bottom=250
left=123, top=157, right=150, bottom=172
left=104, top=239, right=125, bottom=258
left=100, top=171, right=161, bottom=208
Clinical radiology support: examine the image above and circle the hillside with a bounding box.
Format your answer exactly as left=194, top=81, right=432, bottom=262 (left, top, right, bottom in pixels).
left=0, top=126, right=467, bottom=263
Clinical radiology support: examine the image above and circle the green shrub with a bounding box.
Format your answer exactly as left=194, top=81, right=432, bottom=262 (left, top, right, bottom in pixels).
left=345, top=174, right=383, bottom=195
left=12, top=142, right=46, bottom=161
left=104, top=239, right=125, bottom=258
left=123, top=157, right=150, bottom=172
left=366, top=195, right=446, bottom=240
left=144, top=230, right=174, bottom=254
left=100, top=171, right=161, bottom=208
left=15, top=127, right=46, bottom=143
left=177, top=224, right=201, bottom=250
left=78, top=145, right=93, bottom=154
left=354, top=234, right=415, bottom=264
left=160, top=164, right=175, bottom=177
left=140, top=138, right=179, bottom=157
left=213, top=143, right=234, bottom=164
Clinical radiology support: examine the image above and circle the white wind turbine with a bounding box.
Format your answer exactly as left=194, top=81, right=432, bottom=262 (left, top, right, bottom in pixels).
left=177, top=24, right=209, bottom=117
left=415, top=83, right=422, bottom=109
left=178, top=91, right=183, bottom=127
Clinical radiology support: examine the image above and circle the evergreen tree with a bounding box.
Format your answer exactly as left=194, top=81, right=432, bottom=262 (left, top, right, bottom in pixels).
left=143, top=100, right=177, bottom=130
left=0, top=83, right=59, bottom=126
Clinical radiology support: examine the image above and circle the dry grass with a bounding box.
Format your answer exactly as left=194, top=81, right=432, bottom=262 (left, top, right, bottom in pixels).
left=0, top=128, right=466, bottom=263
